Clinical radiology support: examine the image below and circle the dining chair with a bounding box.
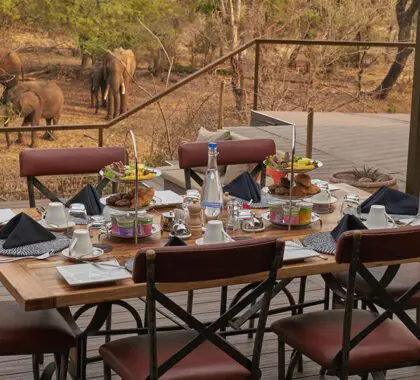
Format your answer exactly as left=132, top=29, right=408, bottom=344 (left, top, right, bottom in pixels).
left=270, top=227, right=420, bottom=380
left=99, top=237, right=284, bottom=380
left=0, top=301, right=76, bottom=380
left=330, top=263, right=420, bottom=325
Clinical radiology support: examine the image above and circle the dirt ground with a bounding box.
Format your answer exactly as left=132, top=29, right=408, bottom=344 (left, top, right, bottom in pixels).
left=0, top=36, right=414, bottom=200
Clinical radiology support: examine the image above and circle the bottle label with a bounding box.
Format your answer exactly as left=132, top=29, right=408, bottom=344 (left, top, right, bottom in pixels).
left=201, top=201, right=223, bottom=208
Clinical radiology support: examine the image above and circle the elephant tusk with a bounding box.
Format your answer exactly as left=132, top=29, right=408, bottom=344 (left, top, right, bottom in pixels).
left=103, top=84, right=110, bottom=100
left=121, top=82, right=126, bottom=95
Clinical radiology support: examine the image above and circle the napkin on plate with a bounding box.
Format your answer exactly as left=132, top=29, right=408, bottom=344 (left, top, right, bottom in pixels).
left=66, top=184, right=104, bottom=216
left=223, top=172, right=261, bottom=203
left=331, top=214, right=367, bottom=241
left=0, top=213, right=56, bottom=249
left=165, top=236, right=187, bottom=247
left=360, top=186, right=418, bottom=216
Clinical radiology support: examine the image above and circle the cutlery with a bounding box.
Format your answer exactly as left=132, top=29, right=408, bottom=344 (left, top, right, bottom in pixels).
left=0, top=250, right=56, bottom=263
left=406, top=216, right=420, bottom=226
left=92, top=262, right=124, bottom=269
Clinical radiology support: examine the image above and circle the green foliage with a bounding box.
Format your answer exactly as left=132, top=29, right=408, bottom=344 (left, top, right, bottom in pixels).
left=1, top=0, right=190, bottom=57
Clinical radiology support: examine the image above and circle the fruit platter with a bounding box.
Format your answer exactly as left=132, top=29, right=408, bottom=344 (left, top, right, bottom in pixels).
left=265, top=152, right=322, bottom=174
left=100, top=162, right=162, bottom=183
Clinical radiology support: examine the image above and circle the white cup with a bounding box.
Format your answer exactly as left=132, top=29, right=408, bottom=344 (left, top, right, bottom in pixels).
left=70, top=229, right=93, bottom=257
left=45, top=202, right=67, bottom=226
left=366, top=205, right=388, bottom=229
left=204, top=220, right=229, bottom=244
left=311, top=190, right=331, bottom=204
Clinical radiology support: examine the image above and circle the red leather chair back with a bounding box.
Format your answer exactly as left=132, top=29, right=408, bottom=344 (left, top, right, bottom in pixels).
left=132, top=237, right=283, bottom=283
left=20, top=147, right=126, bottom=177
left=178, top=139, right=276, bottom=169
left=335, top=226, right=420, bottom=264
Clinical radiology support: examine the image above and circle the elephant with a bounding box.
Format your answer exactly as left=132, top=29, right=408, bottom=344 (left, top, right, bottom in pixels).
left=103, top=48, right=136, bottom=119
left=0, top=49, right=24, bottom=103
left=90, top=58, right=107, bottom=114
left=7, top=81, right=64, bottom=147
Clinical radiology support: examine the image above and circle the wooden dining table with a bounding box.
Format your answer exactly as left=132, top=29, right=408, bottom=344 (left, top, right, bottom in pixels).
left=2, top=182, right=420, bottom=380
left=0, top=182, right=417, bottom=313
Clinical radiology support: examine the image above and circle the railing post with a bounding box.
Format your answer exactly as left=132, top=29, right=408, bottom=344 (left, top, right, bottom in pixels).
left=98, top=127, right=104, bottom=147
left=218, top=81, right=225, bottom=130
left=253, top=41, right=260, bottom=111
left=306, top=107, right=314, bottom=158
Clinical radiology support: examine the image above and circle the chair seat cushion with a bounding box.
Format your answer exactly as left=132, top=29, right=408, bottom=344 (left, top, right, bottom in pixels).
left=100, top=330, right=251, bottom=380
left=162, top=169, right=204, bottom=191
left=334, top=263, right=420, bottom=308
left=271, top=310, right=420, bottom=373
left=0, top=302, right=76, bottom=355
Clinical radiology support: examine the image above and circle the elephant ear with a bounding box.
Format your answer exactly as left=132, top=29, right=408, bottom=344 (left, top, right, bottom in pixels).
left=17, top=91, right=43, bottom=116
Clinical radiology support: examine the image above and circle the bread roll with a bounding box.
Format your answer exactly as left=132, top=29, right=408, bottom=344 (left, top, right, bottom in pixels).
left=294, top=173, right=312, bottom=188
left=306, top=184, right=321, bottom=196
left=291, top=185, right=307, bottom=197
left=131, top=186, right=155, bottom=208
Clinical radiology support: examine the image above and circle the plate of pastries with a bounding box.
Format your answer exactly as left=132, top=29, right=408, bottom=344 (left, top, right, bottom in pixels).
left=268, top=173, right=321, bottom=198
left=101, top=186, right=157, bottom=210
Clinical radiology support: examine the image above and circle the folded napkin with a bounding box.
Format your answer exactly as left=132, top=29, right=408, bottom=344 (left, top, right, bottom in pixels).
left=223, top=172, right=261, bottom=203
left=66, top=185, right=104, bottom=216
left=0, top=213, right=56, bottom=249
left=331, top=214, right=367, bottom=241
left=360, top=186, right=418, bottom=215
left=165, top=236, right=187, bottom=247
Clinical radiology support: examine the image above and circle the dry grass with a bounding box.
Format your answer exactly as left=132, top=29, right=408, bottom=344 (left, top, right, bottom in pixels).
left=0, top=35, right=414, bottom=201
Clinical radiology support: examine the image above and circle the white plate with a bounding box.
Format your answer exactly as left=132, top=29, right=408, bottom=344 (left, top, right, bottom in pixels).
left=100, top=167, right=162, bottom=183
left=363, top=221, right=395, bottom=229
left=304, top=196, right=338, bottom=205
left=61, top=247, right=104, bottom=262
left=241, top=226, right=265, bottom=233
left=57, top=260, right=131, bottom=286
left=261, top=211, right=320, bottom=227
left=0, top=209, right=15, bottom=225
left=195, top=237, right=233, bottom=245
left=110, top=223, right=161, bottom=239
left=284, top=242, right=320, bottom=262
left=39, top=219, right=76, bottom=232
left=266, top=160, right=323, bottom=174
left=311, top=179, right=340, bottom=192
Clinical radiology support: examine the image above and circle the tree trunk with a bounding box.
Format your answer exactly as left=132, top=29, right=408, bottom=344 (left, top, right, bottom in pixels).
left=373, top=0, right=419, bottom=99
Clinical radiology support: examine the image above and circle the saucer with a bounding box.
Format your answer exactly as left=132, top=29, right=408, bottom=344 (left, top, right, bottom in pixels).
left=241, top=226, right=265, bottom=233
left=195, top=237, right=232, bottom=245
left=61, top=247, right=104, bottom=262
left=39, top=219, right=76, bottom=232
left=169, top=232, right=192, bottom=240
left=305, top=196, right=338, bottom=205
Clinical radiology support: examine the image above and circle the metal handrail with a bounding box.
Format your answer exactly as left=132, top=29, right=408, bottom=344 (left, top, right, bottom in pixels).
left=1, top=38, right=416, bottom=142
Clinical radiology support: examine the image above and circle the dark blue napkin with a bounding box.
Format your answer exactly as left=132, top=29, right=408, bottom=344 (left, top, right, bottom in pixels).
left=223, top=172, right=261, bottom=202
left=66, top=184, right=104, bottom=216
left=360, top=186, right=418, bottom=215
left=165, top=236, right=187, bottom=247
left=0, top=213, right=55, bottom=248
left=331, top=214, right=367, bottom=241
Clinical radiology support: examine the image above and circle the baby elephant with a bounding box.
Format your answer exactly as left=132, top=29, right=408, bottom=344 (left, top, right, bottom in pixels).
left=90, top=59, right=106, bottom=113
left=7, top=81, right=64, bottom=147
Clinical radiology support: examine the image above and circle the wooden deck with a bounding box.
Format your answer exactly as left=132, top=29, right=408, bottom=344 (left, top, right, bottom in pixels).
left=0, top=111, right=418, bottom=378
left=237, top=111, right=410, bottom=189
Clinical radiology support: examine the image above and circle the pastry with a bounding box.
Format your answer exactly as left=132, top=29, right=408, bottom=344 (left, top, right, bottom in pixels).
left=130, top=186, right=155, bottom=208
left=305, top=184, right=321, bottom=196
left=294, top=173, right=312, bottom=188
left=291, top=185, right=307, bottom=197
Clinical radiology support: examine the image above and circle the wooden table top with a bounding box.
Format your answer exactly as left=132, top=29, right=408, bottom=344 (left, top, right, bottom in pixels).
left=0, top=183, right=417, bottom=312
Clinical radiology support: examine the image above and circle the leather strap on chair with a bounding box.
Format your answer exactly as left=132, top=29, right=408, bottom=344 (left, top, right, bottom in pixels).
left=178, top=139, right=276, bottom=169
left=20, top=147, right=126, bottom=177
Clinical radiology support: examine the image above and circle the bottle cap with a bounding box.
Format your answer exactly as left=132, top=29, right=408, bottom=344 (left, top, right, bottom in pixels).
left=208, top=142, right=217, bottom=149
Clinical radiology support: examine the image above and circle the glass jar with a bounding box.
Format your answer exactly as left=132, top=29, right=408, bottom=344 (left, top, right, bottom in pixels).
left=283, top=206, right=300, bottom=225
left=297, top=202, right=313, bottom=224
left=269, top=201, right=285, bottom=224
left=136, top=210, right=154, bottom=237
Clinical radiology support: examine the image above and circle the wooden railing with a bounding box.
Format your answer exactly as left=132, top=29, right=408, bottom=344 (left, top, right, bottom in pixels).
left=1, top=38, right=416, bottom=146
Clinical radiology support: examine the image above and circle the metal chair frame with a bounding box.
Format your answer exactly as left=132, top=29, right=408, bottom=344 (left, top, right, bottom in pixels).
left=145, top=241, right=283, bottom=380
left=279, top=231, right=420, bottom=380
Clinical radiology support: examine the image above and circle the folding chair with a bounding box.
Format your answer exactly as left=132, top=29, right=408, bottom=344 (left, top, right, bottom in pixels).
left=271, top=227, right=420, bottom=380
left=100, top=237, right=284, bottom=379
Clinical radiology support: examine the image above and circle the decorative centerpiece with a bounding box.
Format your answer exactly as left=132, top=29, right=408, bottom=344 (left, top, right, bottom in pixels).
left=330, top=166, right=398, bottom=194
